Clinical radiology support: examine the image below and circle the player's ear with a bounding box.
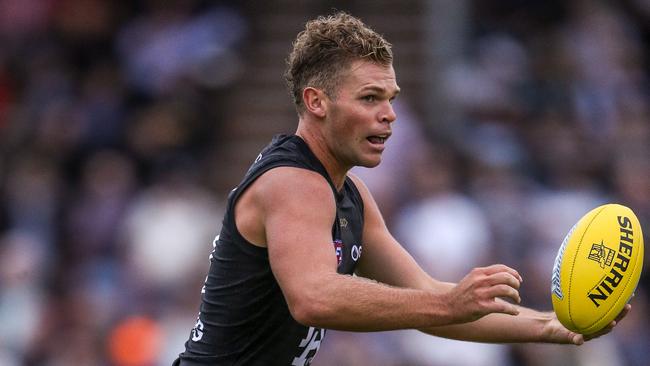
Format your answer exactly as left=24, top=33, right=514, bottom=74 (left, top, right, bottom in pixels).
left=303, top=87, right=327, bottom=118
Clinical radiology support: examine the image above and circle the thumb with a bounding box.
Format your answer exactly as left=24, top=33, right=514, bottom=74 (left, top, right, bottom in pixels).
left=571, top=332, right=584, bottom=345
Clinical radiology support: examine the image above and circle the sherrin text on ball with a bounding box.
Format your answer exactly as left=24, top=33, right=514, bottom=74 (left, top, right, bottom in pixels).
left=551, top=204, right=644, bottom=334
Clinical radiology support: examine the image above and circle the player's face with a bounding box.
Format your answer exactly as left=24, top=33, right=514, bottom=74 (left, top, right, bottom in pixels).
left=324, top=60, right=400, bottom=169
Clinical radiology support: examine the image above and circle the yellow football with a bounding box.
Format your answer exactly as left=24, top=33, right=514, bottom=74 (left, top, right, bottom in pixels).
left=551, top=203, right=644, bottom=334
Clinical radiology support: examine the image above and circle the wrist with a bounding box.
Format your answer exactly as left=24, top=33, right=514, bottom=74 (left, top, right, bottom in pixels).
left=538, top=311, right=579, bottom=344
left=426, top=289, right=457, bottom=326
left=537, top=312, right=555, bottom=342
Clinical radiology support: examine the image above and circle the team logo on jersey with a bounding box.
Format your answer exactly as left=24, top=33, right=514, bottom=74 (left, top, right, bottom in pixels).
left=351, top=245, right=362, bottom=262
left=333, top=240, right=343, bottom=265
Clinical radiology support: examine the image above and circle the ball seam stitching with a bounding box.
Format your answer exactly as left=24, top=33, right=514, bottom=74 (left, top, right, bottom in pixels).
left=568, top=205, right=607, bottom=329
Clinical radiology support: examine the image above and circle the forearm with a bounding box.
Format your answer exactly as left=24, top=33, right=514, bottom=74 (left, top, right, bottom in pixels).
left=415, top=281, right=559, bottom=343
left=420, top=303, right=552, bottom=343
left=297, top=264, right=525, bottom=335
left=292, top=273, right=456, bottom=332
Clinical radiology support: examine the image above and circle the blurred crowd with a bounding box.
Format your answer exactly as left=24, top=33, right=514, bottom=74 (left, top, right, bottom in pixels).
left=0, top=1, right=648, bottom=366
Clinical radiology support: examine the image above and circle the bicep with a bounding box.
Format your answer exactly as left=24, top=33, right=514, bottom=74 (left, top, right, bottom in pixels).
left=259, top=168, right=339, bottom=307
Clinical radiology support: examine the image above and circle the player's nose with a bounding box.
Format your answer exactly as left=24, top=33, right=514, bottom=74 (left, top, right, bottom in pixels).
left=381, top=102, right=397, bottom=123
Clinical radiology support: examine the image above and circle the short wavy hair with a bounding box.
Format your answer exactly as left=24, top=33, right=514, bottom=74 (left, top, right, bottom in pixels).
left=284, top=12, right=393, bottom=114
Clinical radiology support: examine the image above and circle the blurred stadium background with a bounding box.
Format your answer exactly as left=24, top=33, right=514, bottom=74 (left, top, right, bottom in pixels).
left=0, top=0, right=648, bottom=365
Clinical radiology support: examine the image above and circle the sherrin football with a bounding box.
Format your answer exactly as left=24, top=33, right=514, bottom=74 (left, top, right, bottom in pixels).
left=551, top=204, right=644, bottom=334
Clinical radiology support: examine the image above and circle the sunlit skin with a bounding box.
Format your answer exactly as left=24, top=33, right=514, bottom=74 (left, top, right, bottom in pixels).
left=232, top=57, right=630, bottom=344
left=296, top=60, right=400, bottom=189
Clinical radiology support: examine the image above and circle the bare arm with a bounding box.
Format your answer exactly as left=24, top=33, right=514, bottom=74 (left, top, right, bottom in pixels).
left=420, top=288, right=630, bottom=344
left=260, top=167, right=444, bottom=331
left=256, top=167, right=520, bottom=332
left=347, top=174, right=628, bottom=344
left=416, top=282, right=566, bottom=343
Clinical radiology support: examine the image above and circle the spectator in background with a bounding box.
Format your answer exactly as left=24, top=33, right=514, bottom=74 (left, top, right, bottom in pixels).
left=392, top=143, right=510, bottom=366
left=116, top=2, right=247, bottom=96
left=0, top=1, right=647, bottom=365
left=0, top=1, right=247, bottom=365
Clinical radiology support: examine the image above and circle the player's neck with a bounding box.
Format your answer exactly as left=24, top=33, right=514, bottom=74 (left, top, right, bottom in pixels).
left=295, top=122, right=349, bottom=191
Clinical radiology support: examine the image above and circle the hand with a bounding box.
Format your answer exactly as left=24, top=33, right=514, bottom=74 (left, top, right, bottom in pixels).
left=542, top=304, right=632, bottom=345
left=445, top=264, right=523, bottom=324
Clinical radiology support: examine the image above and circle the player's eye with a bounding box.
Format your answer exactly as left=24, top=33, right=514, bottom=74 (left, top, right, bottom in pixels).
left=362, top=95, right=376, bottom=102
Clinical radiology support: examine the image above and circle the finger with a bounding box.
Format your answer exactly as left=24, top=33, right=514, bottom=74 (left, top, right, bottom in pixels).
left=615, top=304, right=631, bottom=322
left=584, top=325, right=612, bottom=340
left=486, top=272, right=522, bottom=290
left=585, top=320, right=618, bottom=340
left=481, top=264, right=523, bottom=283
left=585, top=304, right=631, bottom=340
left=572, top=333, right=585, bottom=345
left=485, top=284, right=521, bottom=304
left=488, top=300, right=520, bottom=316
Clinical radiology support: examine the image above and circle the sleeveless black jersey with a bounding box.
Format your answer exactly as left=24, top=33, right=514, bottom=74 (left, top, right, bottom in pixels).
left=174, top=134, right=365, bottom=366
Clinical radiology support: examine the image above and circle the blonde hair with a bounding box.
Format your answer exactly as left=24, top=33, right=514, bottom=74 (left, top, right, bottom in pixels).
left=284, top=12, right=393, bottom=114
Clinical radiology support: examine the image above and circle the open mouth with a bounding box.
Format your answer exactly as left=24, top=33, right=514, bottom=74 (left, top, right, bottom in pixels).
left=367, top=135, right=388, bottom=144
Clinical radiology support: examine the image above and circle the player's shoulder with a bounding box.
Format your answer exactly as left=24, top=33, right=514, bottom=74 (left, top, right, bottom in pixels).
left=262, top=166, right=328, bottom=185
left=253, top=166, right=335, bottom=206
